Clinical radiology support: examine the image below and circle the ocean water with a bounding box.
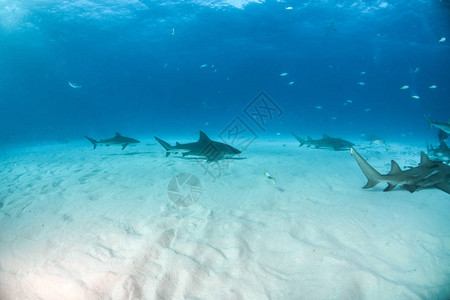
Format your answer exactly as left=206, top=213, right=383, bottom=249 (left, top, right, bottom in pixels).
left=1, top=0, right=449, bottom=144
left=1, top=1, right=450, bottom=299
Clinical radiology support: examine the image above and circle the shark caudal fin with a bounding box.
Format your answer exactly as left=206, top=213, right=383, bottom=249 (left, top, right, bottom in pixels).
left=424, top=114, right=433, bottom=130
left=351, top=147, right=382, bottom=189
left=85, top=136, right=98, bottom=149
left=154, top=136, right=173, bottom=157
left=292, top=133, right=306, bottom=147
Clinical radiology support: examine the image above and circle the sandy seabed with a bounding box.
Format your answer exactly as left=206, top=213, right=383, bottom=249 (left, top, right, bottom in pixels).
left=0, top=138, right=449, bottom=300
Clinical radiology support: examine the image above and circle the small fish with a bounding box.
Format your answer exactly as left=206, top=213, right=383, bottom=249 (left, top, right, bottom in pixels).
left=285, top=6, right=293, bottom=10
left=346, top=100, right=352, bottom=103
left=315, top=106, right=322, bottom=109
left=171, top=27, right=175, bottom=36
left=360, top=71, right=366, bottom=75
left=415, top=67, right=420, bottom=73
left=439, top=37, right=446, bottom=43
left=331, top=116, right=337, bottom=120
left=68, top=82, right=82, bottom=89
left=200, top=64, right=208, bottom=68
left=279, top=72, right=288, bottom=77
left=357, top=82, right=365, bottom=86
left=371, top=139, right=385, bottom=145
left=163, top=63, right=168, bottom=68
left=264, top=169, right=276, bottom=184
left=400, top=85, right=409, bottom=90
left=288, top=81, right=295, bottom=85
left=429, top=85, right=437, bottom=89
left=364, top=108, right=371, bottom=112
left=411, top=95, right=420, bottom=99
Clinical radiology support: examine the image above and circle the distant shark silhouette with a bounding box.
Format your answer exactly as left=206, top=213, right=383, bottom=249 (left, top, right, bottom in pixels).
left=293, top=133, right=354, bottom=151
left=425, top=115, right=450, bottom=134
left=427, top=141, right=450, bottom=162
left=438, top=129, right=448, bottom=143
left=85, top=132, right=140, bottom=150
left=351, top=147, right=450, bottom=194
left=154, top=131, right=241, bottom=161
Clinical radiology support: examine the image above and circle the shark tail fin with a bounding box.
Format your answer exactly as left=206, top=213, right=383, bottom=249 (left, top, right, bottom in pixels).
left=351, top=147, right=382, bottom=189
left=424, top=114, right=432, bottom=130
left=154, top=136, right=173, bottom=156
left=292, top=133, right=305, bottom=147
left=85, top=136, right=98, bottom=149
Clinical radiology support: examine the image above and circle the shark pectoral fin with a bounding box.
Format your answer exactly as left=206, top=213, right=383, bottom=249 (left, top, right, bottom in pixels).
left=165, top=152, right=170, bottom=157
left=435, top=182, right=450, bottom=194
left=383, top=183, right=397, bottom=192
left=122, top=144, right=128, bottom=150
left=403, top=184, right=419, bottom=193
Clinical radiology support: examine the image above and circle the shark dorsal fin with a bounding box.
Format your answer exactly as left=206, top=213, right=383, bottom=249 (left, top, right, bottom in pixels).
left=115, top=132, right=121, bottom=137
left=176, top=142, right=181, bottom=146
left=323, top=133, right=330, bottom=139
left=419, top=152, right=432, bottom=166
left=389, top=160, right=402, bottom=175
left=199, top=131, right=211, bottom=142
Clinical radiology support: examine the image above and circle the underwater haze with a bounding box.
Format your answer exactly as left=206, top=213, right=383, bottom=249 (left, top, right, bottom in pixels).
left=0, top=0, right=449, bottom=144
left=1, top=1, right=450, bottom=300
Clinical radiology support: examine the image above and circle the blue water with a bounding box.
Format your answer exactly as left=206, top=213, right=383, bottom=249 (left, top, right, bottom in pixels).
left=0, top=0, right=449, bottom=145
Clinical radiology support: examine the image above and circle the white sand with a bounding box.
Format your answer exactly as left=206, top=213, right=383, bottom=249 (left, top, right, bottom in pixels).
left=0, top=139, right=449, bottom=300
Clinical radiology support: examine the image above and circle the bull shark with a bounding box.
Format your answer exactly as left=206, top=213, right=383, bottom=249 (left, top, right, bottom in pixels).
left=427, top=141, right=450, bottom=163
left=425, top=114, right=450, bottom=134
left=154, top=131, right=241, bottom=161
left=351, top=147, right=450, bottom=194
left=85, top=132, right=140, bottom=150
left=292, top=133, right=354, bottom=151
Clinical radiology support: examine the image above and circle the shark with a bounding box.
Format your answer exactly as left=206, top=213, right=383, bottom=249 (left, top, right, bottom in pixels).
left=425, top=114, right=450, bottom=134
left=85, top=132, right=140, bottom=150
left=154, top=131, right=241, bottom=161
left=427, top=141, right=450, bottom=163
left=351, top=147, right=450, bottom=194
left=292, top=133, right=354, bottom=151
left=438, top=129, right=448, bottom=143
